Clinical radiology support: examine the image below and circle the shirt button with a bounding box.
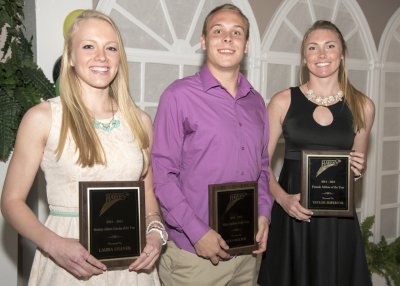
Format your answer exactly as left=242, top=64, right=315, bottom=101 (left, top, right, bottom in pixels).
left=239, top=122, right=242, bottom=126
left=241, top=146, right=245, bottom=150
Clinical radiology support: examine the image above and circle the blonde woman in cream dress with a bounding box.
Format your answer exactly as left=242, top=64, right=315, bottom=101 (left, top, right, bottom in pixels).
left=1, top=10, right=164, bottom=286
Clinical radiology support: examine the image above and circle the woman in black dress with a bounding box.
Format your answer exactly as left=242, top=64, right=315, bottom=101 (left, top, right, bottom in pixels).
left=258, top=20, right=375, bottom=286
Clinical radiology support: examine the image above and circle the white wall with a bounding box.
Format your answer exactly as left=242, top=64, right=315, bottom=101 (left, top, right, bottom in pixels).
left=35, top=0, right=92, bottom=80
left=0, top=160, right=17, bottom=285
left=0, top=1, right=92, bottom=285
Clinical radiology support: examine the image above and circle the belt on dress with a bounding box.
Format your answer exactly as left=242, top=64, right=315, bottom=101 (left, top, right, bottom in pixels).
left=49, top=210, right=79, bottom=217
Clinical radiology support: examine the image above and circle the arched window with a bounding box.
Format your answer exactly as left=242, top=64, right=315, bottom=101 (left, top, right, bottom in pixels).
left=96, top=0, right=261, bottom=118
left=376, top=7, right=400, bottom=241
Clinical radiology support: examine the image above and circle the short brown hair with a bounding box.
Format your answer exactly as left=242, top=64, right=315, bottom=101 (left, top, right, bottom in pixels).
left=202, top=4, right=250, bottom=40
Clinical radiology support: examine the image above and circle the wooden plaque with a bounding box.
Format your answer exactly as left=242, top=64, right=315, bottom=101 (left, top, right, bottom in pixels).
left=301, top=150, right=354, bottom=217
left=209, top=181, right=258, bottom=255
left=79, top=181, right=145, bottom=268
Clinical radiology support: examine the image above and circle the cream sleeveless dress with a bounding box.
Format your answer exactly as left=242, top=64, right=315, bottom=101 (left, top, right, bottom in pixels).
left=28, top=97, right=160, bottom=286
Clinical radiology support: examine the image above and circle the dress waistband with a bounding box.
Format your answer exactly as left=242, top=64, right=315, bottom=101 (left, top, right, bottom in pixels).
left=49, top=206, right=79, bottom=217
left=49, top=210, right=79, bottom=217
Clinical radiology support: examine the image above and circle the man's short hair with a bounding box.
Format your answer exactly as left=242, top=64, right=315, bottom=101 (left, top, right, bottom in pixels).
left=202, top=4, right=250, bottom=40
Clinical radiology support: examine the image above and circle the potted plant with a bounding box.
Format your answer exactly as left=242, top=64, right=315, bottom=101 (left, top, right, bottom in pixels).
left=361, top=216, right=400, bottom=285
left=0, top=0, right=55, bottom=162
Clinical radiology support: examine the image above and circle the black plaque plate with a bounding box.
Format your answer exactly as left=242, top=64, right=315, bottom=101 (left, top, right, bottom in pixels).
left=79, top=181, right=145, bottom=268
left=301, top=150, right=354, bottom=217
left=208, top=181, right=258, bottom=255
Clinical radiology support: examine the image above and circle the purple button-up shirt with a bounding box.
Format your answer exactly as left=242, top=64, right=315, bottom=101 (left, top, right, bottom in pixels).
left=152, top=65, right=272, bottom=253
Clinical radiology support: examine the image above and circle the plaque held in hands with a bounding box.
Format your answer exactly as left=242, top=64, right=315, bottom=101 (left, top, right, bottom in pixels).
left=301, top=150, right=354, bottom=217
left=208, top=181, right=258, bottom=255
left=79, top=181, right=145, bottom=268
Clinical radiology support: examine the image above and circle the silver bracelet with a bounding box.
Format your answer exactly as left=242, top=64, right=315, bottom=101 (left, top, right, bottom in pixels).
left=145, top=211, right=161, bottom=219
left=147, top=228, right=168, bottom=245
left=146, top=220, right=164, bottom=232
left=146, top=220, right=168, bottom=245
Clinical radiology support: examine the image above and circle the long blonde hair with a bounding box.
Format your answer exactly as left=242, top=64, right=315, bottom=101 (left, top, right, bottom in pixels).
left=56, top=10, right=150, bottom=176
left=299, top=20, right=366, bottom=131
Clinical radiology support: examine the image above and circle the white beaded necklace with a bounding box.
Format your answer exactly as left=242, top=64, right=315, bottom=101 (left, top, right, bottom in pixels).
left=305, top=83, right=343, bottom=106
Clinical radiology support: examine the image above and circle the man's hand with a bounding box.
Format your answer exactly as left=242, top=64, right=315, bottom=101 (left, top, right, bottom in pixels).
left=194, top=229, right=230, bottom=265
left=253, top=215, right=269, bottom=254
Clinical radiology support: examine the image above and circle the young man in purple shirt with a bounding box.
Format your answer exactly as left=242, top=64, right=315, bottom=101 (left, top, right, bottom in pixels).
left=152, top=4, right=272, bottom=285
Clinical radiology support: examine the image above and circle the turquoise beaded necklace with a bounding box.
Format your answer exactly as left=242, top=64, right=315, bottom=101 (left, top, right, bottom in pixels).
left=93, top=116, right=120, bottom=132
left=92, top=106, right=120, bottom=132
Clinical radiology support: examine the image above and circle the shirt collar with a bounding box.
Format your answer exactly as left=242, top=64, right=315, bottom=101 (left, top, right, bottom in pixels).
left=199, top=65, right=253, bottom=97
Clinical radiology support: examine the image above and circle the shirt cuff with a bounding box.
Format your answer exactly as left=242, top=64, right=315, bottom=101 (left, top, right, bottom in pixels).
left=258, top=202, right=272, bottom=221
left=164, top=200, right=211, bottom=246
left=183, top=215, right=211, bottom=245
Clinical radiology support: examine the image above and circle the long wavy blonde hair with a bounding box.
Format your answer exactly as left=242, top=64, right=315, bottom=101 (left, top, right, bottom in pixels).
left=299, top=20, right=367, bottom=131
left=56, top=10, right=150, bottom=176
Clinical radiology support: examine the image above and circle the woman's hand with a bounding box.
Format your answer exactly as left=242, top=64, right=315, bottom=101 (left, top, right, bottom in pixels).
left=277, top=192, right=313, bottom=221
left=350, top=150, right=365, bottom=178
left=46, top=236, right=107, bottom=278
left=128, top=230, right=163, bottom=271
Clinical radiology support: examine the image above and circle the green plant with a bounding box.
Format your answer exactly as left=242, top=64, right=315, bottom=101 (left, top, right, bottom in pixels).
left=0, top=0, right=55, bottom=161
left=361, top=215, right=400, bottom=286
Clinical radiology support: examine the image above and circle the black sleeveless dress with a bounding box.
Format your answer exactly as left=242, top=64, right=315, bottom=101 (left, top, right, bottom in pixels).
left=258, top=87, right=371, bottom=286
